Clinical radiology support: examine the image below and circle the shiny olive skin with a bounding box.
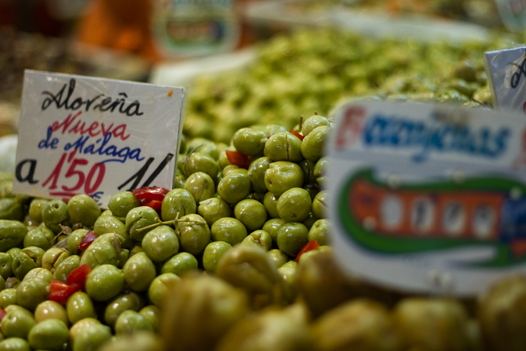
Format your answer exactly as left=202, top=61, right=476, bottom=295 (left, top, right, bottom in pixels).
left=301, top=125, right=330, bottom=162
left=211, top=217, right=248, bottom=245
left=69, top=318, right=101, bottom=342
left=0, top=198, right=23, bottom=221
left=263, top=192, right=280, bottom=218
left=264, top=132, right=303, bottom=162
left=85, top=264, right=125, bottom=302
left=197, top=197, right=232, bottom=227
left=0, top=338, right=30, bottom=351
left=241, top=230, right=273, bottom=251
left=0, top=288, right=16, bottom=308
left=67, top=194, right=101, bottom=227
left=0, top=220, right=27, bottom=252
left=312, top=190, right=328, bottom=219
left=42, top=200, right=70, bottom=234
left=126, top=206, right=160, bottom=242
left=35, top=301, right=68, bottom=325
left=184, top=172, right=215, bottom=203
left=108, top=191, right=141, bottom=218
left=308, top=219, right=330, bottom=246
left=12, top=247, right=44, bottom=280
left=203, top=241, right=232, bottom=274
left=262, top=218, right=286, bottom=244
left=183, top=152, right=220, bottom=183
left=23, top=226, right=54, bottom=250
left=79, top=235, right=119, bottom=268
left=148, top=273, right=180, bottom=307
left=248, top=157, right=271, bottom=193
left=28, top=319, right=69, bottom=351
left=0, top=252, right=13, bottom=279
left=123, top=252, right=156, bottom=292
left=267, top=249, right=289, bottom=268
left=277, top=222, right=309, bottom=256
left=161, top=188, right=197, bottom=222
left=313, top=157, right=328, bottom=186
left=234, top=199, right=267, bottom=231
left=299, top=159, right=317, bottom=185
left=42, top=248, right=70, bottom=271
left=140, top=305, right=161, bottom=332
left=232, top=128, right=267, bottom=155
left=104, top=292, right=145, bottom=328
left=177, top=214, right=211, bottom=256
left=161, top=252, right=198, bottom=276
left=16, top=278, right=50, bottom=311
left=301, top=115, right=330, bottom=136
left=115, top=310, right=154, bottom=335
left=52, top=255, right=80, bottom=283
left=142, top=225, right=179, bottom=263
left=264, top=161, right=304, bottom=196
left=173, top=171, right=187, bottom=189
left=67, top=229, right=90, bottom=255
left=0, top=276, right=5, bottom=291
left=93, top=215, right=128, bottom=240
left=73, top=324, right=112, bottom=351
left=24, top=268, right=53, bottom=283
left=277, top=187, right=312, bottom=222
left=217, top=171, right=251, bottom=205
left=1, top=308, right=36, bottom=338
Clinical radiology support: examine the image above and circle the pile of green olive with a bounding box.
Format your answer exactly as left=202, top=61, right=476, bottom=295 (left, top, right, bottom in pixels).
left=0, top=115, right=331, bottom=351
left=184, top=27, right=521, bottom=143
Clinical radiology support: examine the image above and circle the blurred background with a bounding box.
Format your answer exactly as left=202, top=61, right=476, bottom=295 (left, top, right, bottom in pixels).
left=0, top=0, right=519, bottom=143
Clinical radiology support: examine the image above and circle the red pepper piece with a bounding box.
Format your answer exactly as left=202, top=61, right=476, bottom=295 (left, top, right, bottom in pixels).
left=132, top=187, right=169, bottom=203
left=225, top=150, right=250, bottom=169
left=77, top=231, right=97, bottom=252
left=49, top=280, right=69, bottom=294
left=143, top=199, right=163, bottom=213
left=289, top=129, right=305, bottom=141
left=295, top=240, right=320, bottom=262
left=66, top=264, right=92, bottom=292
left=49, top=283, right=81, bottom=305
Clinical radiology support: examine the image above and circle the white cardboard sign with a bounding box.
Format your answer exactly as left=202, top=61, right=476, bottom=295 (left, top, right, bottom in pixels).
left=13, top=70, right=185, bottom=207
left=328, top=101, right=526, bottom=296
left=485, top=47, right=526, bottom=112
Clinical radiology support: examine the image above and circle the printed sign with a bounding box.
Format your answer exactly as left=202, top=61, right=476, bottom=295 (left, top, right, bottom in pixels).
left=328, top=101, right=526, bottom=296
left=13, top=70, right=185, bottom=207
left=485, top=46, right=526, bottom=112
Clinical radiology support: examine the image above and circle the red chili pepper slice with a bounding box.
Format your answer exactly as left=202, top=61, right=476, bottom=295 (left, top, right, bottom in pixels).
left=49, top=280, right=69, bottom=294
left=49, top=283, right=81, bottom=305
left=295, top=240, right=320, bottom=262
left=77, top=231, right=97, bottom=252
left=289, top=129, right=305, bottom=141
left=143, top=199, right=163, bottom=213
left=66, top=264, right=92, bottom=292
left=225, top=150, right=250, bottom=169
left=132, top=187, right=169, bottom=202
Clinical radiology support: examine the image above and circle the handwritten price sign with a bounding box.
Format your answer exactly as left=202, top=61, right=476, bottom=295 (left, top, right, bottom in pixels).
left=13, top=70, right=185, bottom=207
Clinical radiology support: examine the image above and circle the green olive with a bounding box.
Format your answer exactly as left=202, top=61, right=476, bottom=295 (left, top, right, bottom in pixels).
left=16, top=278, right=50, bottom=311
left=308, top=219, right=330, bottom=246
left=42, top=248, right=70, bottom=272
left=263, top=192, right=280, bottom=218
left=0, top=338, right=30, bottom=351
left=42, top=200, right=70, bottom=234
left=66, top=291, right=97, bottom=324
left=241, top=230, right=272, bottom=251
left=277, top=222, right=309, bottom=256
left=301, top=126, right=330, bottom=162
left=301, top=115, right=330, bottom=136
left=277, top=187, right=312, bottom=222
left=248, top=157, right=271, bottom=193
left=161, top=252, right=198, bottom=276
left=313, top=157, right=328, bottom=187
left=203, top=241, right=232, bottom=274
left=67, top=194, right=101, bottom=227
left=264, top=161, right=304, bottom=196
left=93, top=215, right=129, bottom=244
left=312, top=190, right=328, bottom=219
left=183, top=152, right=219, bottom=183
left=0, top=198, right=24, bottom=221
left=234, top=199, right=267, bottom=231
left=0, top=252, right=13, bottom=279
left=69, top=318, right=101, bottom=342
left=0, top=220, right=27, bottom=251
left=79, top=235, right=118, bottom=269
left=35, top=301, right=68, bottom=325
left=73, top=324, right=112, bottom=351
left=267, top=249, right=289, bottom=268
left=23, top=226, right=54, bottom=250
left=184, top=172, right=215, bottom=203
left=115, top=310, right=154, bottom=335
left=148, top=273, right=180, bottom=307
left=0, top=288, right=17, bottom=308
left=139, top=305, right=161, bottom=332
left=232, top=128, right=267, bottom=156
left=67, top=229, right=90, bottom=255
left=142, top=225, right=179, bottom=263
left=161, top=188, right=197, bottom=222
left=197, top=197, right=232, bottom=227
left=211, top=217, right=247, bottom=245
left=123, top=252, right=156, bottom=292
left=1, top=308, right=36, bottom=338
left=104, top=292, right=145, bottom=328
left=217, top=171, right=251, bottom=205
left=126, top=206, right=160, bottom=242
left=85, top=264, right=125, bottom=301
left=108, top=191, right=142, bottom=218
left=177, top=214, right=211, bottom=256
left=264, top=132, right=303, bottom=162
left=25, top=267, right=53, bottom=283
left=262, top=218, right=286, bottom=244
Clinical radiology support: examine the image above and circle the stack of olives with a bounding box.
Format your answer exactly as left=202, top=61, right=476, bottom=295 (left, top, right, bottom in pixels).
left=0, top=115, right=331, bottom=350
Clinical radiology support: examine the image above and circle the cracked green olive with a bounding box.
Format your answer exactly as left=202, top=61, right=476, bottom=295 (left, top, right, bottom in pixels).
left=177, top=214, right=211, bottom=256
left=234, top=199, right=267, bottom=231
left=108, top=191, right=141, bottom=218
left=42, top=200, right=70, bottom=234
left=264, top=161, right=304, bottom=196
left=125, top=206, right=160, bottom=242
left=161, top=252, right=198, bottom=276
left=277, top=187, right=312, bottom=222
left=161, top=188, right=197, bottom=222
left=184, top=172, right=215, bottom=203
left=67, top=194, right=101, bottom=227
left=197, top=197, right=232, bottom=227
left=123, top=252, right=156, bottom=292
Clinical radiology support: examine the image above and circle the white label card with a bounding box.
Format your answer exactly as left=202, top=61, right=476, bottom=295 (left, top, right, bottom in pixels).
left=13, top=70, right=185, bottom=207
left=328, top=101, right=526, bottom=297
left=485, top=46, right=526, bottom=112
